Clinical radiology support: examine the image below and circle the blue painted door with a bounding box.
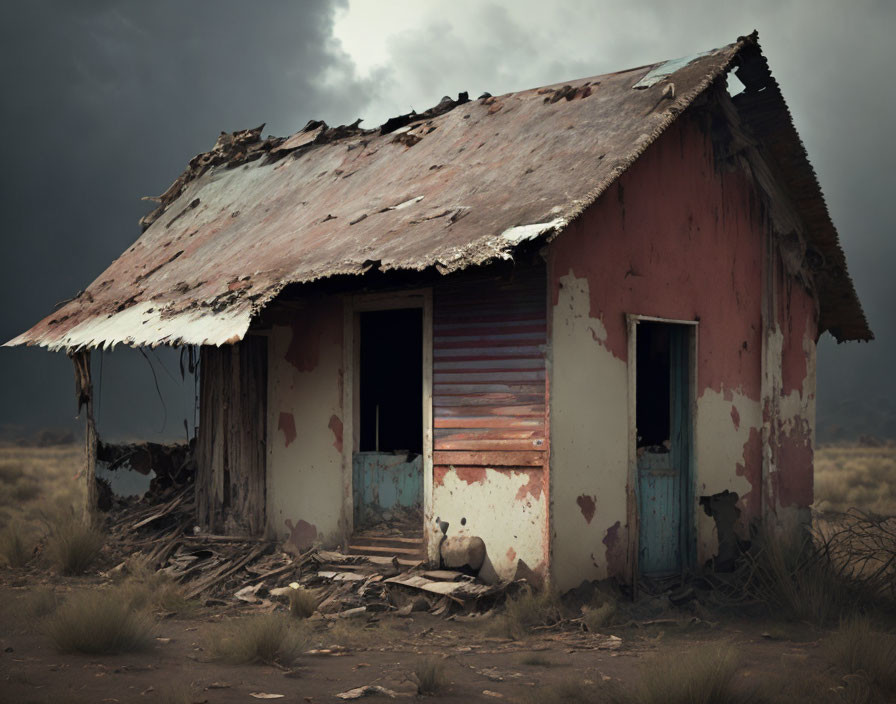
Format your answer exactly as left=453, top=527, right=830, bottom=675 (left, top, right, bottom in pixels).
left=353, top=452, right=423, bottom=527
left=638, top=325, right=691, bottom=575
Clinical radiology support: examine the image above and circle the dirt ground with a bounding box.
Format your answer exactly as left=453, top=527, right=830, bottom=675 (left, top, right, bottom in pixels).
left=0, top=570, right=841, bottom=704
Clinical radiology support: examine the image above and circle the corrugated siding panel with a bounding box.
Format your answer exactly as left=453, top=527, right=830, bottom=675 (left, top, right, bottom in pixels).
left=433, top=265, right=547, bottom=467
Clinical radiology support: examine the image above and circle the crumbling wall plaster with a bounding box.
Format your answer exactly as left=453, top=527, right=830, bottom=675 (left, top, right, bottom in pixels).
left=432, top=466, right=547, bottom=583
left=548, top=113, right=772, bottom=587
left=267, top=298, right=345, bottom=548
left=549, top=273, right=628, bottom=589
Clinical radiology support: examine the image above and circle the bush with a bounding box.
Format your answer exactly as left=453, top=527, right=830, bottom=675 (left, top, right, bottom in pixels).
left=0, top=524, right=31, bottom=567
left=46, top=589, right=155, bottom=654
left=209, top=614, right=307, bottom=665
left=117, top=557, right=196, bottom=615
left=288, top=585, right=319, bottom=619
left=629, top=645, right=753, bottom=704
left=415, top=657, right=449, bottom=695
left=489, top=586, right=563, bottom=639
left=826, top=616, right=896, bottom=699
left=46, top=512, right=104, bottom=575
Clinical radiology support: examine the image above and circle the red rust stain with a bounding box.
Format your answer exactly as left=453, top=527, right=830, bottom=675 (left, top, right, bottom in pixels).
left=603, top=521, right=626, bottom=578
left=548, top=115, right=764, bottom=400
left=772, top=421, right=814, bottom=508
left=730, top=405, right=741, bottom=431
left=328, top=415, right=343, bottom=453
left=780, top=274, right=817, bottom=396
left=514, top=469, right=544, bottom=501
left=455, top=467, right=488, bottom=486
left=576, top=494, right=596, bottom=524
left=278, top=412, right=296, bottom=447
left=506, top=547, right=517, bottom=563
left=282, top=299, right=343, bottom=373
left=284, top=518, right=317, bottom=552
left=736, top=426, right=762, bottom=520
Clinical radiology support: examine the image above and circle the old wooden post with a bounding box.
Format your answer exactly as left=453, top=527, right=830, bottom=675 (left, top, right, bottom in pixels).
left=71, top=350, right=98, bottom=523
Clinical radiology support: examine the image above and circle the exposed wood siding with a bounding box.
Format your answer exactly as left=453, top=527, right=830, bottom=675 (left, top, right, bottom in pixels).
left=196, top=336, right=267, bottom=536
left=433, top=265, right=547, bottom=470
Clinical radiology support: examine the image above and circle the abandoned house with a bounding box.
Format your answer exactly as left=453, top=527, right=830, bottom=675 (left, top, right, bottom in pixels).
left=6, top=32, right=871, bottom=590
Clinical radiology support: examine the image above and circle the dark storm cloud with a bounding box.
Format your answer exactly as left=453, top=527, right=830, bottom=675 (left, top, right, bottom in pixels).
left=0, top=0, right=372, bottom=439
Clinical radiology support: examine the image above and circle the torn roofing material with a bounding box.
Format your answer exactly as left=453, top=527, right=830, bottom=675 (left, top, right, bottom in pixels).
left=6, top=31, right=871, bottom=351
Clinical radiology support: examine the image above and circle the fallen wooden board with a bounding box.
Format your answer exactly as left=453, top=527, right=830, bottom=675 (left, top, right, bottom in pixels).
left=423, top=570, right=465, bottom=582
left=385, top=573, right=495, bottom=598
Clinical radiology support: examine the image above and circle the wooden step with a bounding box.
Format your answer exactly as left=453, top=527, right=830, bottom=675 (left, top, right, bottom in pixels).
left=350, top=535, right=424, bottom=548
left=348, top=543, right=426, bottom=558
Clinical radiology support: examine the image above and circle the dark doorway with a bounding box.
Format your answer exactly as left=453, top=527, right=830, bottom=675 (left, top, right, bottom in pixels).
left=359, top=308, right=423, bottom=453
left=635, top=321, right=693, bottom=575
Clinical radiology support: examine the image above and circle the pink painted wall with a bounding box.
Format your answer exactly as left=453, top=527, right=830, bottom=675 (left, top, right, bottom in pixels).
left=548, top=110, right=817, bottom=586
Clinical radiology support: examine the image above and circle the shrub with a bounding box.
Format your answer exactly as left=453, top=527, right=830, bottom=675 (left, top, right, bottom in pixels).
left=288, top=585, right=319, bottom=619
left=489, top=586, right=563, bottom=639
left=46, top=589, right=155, bottom=654
left=826, top=616, right=896, bottom=698
left=0, top=524, right=31, bottom=567
left=415, top=656, right=449, bottom=695
left=117, top=557, right=196, bottom=615
left=209, top=614, right=307, bottom=665
left=45, top=512, right=104, bottom=575
left=629, top=646, right=753, bottom=704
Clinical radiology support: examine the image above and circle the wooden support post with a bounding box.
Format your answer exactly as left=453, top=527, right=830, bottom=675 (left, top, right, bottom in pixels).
left=71, top=350, right=98, bottom=524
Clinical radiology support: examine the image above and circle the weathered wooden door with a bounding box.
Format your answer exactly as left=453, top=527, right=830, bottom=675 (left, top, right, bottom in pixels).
left=637, top=324, right=691, bottom=575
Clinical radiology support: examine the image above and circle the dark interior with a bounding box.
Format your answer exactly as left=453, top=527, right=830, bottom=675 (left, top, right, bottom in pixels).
left=636, top=321, right=671, bottom=448
left=359, top=308, right=423, bottom=453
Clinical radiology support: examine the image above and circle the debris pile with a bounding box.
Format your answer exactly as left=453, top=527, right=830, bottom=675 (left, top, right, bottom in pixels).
left=105, top=486, right=507, bottom=616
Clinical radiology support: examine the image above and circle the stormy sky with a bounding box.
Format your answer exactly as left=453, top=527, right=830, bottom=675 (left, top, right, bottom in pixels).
left=1, top=0, right=893, bottom=442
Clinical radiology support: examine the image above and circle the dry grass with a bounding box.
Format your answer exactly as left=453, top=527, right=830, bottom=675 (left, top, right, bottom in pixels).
left=489, top=586, right=563, bottom=639
left=46, top=588, right=155, bottom=654
left=288, top=585, right=319, bottom=619
left=815, top=445, right=896, bottom=516
left=414, top=656, right=449, bottom=695
left=0, top=523, right=32, bottom=567
left=45, top=511, right=104, bottom=575
left=208, top=614, right=308, bottom=665
left=826, top=616, right=896, bottom=699
left=22, top=587, right=60, bottom=620
left=115, top=556, right=197, bottom=615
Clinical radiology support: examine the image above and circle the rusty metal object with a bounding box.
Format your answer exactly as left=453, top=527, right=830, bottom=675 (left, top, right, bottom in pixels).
left=4, top=32, right=870, bottom=351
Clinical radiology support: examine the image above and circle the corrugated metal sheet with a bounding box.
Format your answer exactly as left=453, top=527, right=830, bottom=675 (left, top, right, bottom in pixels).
left=433, top=265, right=547, bottom=470
left=5, top=31, right=870, bottom=350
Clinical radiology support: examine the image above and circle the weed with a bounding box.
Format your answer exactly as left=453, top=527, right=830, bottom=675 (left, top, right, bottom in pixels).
left=489, top=586, right=563, bottom=639
left=289, top=586, right=319, bottom=619
left=46, top=589, right=155, bottom=654
left=45, top=512, right=104, bottom=575
left=117, top=558, right=196, bottom=615
left=209, top=614, right=307, bottom=665
left=583, top=600, right=616, bottom=632
left=414, top=656, right=449, bottom=695
left=826, top=616, right=896, bottom=698
left=0, top=524, right=31, bottom=567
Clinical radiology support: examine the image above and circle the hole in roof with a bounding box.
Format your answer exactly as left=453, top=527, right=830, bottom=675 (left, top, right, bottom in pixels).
left=727, top=72, right=746, bottom=97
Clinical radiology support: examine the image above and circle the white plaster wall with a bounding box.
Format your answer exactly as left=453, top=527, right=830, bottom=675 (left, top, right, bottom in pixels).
left=550, top=273, right=629, bottom=591
left=266, top=309, right=345, bottom=548
left=694, top=388, right=761, bottom=564
left=433, top=468, right=546, bottom=583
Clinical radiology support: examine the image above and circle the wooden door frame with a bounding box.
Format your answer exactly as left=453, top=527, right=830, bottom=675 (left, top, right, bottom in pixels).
left=625, top=314, right=698, bottom=591
left=340, top=289, right=433, bottom=555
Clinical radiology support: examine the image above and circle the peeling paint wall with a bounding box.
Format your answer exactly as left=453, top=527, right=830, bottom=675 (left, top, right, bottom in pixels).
left=548, top=111, right=814, bottom=588
left=266, top=297, right=345, bottom=550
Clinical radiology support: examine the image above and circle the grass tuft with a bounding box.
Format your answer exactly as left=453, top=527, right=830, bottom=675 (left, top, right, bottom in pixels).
left=288, top=586, right=319, bottom=619
left=209, top=614, right=307, bottom=665
left=414, top=656, right=449, bottom=695
left=45, top=512, right=104, bottom=575
left=630, top=645, right=753, bottom=704
left=826, top=616, right=896, bottom=698
left=0, top=524, right=32, bottom=567
left=46, top=588, right=155, bottom=654
left=22, top=587, right=60, bottom=620
left=117, top=557, right=197, bottom=615
left=489, top=586, right=563, bottom=639
left=521, top=653, right=557, bottom=667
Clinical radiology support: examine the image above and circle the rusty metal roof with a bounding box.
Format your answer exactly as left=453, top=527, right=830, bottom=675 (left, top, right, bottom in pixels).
left=6, top=32, right=871, bottom=351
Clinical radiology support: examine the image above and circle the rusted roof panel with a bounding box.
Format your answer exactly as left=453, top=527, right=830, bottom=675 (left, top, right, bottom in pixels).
left=6, top=32, right=870, bottom=350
